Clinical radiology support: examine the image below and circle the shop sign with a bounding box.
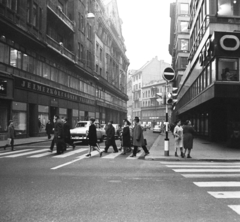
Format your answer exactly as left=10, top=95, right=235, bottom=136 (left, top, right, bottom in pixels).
left=0, top=79, right=7, bottom=95
left=15, top=77, right=95, bottom=106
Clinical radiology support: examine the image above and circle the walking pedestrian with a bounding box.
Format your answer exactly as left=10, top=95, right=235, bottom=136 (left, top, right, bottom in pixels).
left=183, top=120, right=195, bottom=158
left=130, top=117, right=149, bottom=157
left=4, top=120, right=15, bottom=151
left=104, top=120, right=118, bottom=153
left=173, top=120, right=184, bottom=157
left=121, top=119, right=131, bottom=155
left=63, top=118, right=75, bottom=150
left=86, top=118, right=102, bottom=157
left=45, top=120, right=53, bottom=139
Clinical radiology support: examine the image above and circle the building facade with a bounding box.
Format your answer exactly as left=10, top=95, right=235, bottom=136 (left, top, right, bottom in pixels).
left=0, top=0, right=129, bottom=140
left=172, top=0, right=240, bottom=142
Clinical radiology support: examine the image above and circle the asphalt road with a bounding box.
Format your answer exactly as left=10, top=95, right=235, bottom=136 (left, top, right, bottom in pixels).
left=0, top=130, right=240, bottom=222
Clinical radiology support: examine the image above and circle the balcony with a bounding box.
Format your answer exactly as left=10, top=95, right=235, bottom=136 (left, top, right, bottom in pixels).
left=46, top=35, right=75, bottom=62
left=47, top=0, right=74, bottom=32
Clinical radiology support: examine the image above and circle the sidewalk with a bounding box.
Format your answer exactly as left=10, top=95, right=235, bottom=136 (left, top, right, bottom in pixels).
left=146, top=134, right=240, bottom=162
left=0, top=136, right=49, bottom=149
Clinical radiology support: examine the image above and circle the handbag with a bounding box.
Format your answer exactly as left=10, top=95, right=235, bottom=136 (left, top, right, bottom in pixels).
left=7, top=138, right=12, bottom=145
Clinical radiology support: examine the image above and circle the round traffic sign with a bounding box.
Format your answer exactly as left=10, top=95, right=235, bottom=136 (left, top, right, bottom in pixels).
left=162, top=67, right=175, bottom=82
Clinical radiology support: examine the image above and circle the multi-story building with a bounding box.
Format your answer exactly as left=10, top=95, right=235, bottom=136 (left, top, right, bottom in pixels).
left=141, top=80, right=170, bottom=127
left=131, top=57, right=170, bottom=121
left=0, top=0, right=129, bottom=140
left=126, top=70, right=135, bottom=123
left=171, top=0, right=240, bottom=142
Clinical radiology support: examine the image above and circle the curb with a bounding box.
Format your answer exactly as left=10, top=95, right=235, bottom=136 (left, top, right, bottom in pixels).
left=0, top=139, right=49, bottom=149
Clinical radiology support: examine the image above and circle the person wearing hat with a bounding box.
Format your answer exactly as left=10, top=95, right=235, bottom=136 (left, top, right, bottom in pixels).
left=4, top=120, right=15, bottom=151
left=86, top=118, right=102, bottom=157
left=130, top=117, right=150, bottom=157
left=104, top=120, right=118, bottom=153
left=121, top=119, right=131, bottom=155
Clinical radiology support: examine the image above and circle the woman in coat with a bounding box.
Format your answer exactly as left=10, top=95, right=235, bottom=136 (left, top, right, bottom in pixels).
left=130, top=117, right=149, bottom=157
left=183, top=120, right=195, bottom=158
left=86, top=118, right=102, bottom=157
left=121, top=119, right=131, bottom=155
left=173, top=120, right=183, bottom=157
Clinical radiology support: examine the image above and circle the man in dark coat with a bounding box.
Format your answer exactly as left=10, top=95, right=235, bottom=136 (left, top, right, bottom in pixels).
left=104, top=120, right=118, bottom=153
left=63, top=118, right=75, bottom=150
left=45, top=120, right=53, bottom=139
left=4, top=120, right=15, bottom=151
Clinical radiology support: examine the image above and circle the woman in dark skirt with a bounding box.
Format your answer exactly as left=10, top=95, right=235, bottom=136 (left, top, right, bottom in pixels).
left=121, top=119, right=131, bottom=155
left=183, top=120, right=195, bottom=158
left=86, top=118, right=102, bottom=157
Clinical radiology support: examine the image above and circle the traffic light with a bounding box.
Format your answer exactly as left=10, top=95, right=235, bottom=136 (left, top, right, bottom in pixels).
left=167, top=93, right=173, bottom=104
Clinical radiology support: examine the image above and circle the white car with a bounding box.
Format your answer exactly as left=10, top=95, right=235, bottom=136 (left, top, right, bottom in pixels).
left=153, top=125, right=161, bottom=133
left=70, top=121, right=105, bottom=143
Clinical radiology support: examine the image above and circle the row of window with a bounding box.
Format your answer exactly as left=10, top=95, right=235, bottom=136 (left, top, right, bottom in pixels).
left=0, top=41, right=126, bottom=107
left=132, top=74, right=141, bottom=82
left=142, top=100, right=161, bottom=107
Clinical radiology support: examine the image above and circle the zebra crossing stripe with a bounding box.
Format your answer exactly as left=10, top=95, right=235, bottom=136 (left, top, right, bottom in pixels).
left=102, top=152, right=122, bottom=159
left=161, top=162, right=240, bottom=165
left=3, top=149, right=48, bottom=158
left=166, top=165, right=240, bottom=168
left=126, top=151, right=144, bottom=160
left=208, top=191, right=240, bottom=198
left=194, top=182, right=240, bottom=187
left=182, top=174, right=240, bottom=178
left=228, top=205, right=240, bottom=215
left=173, top=169, right=240, bottom=172
left=53, top=148, right=88, bottom=158
left=0, top=149, right=33, bottom=157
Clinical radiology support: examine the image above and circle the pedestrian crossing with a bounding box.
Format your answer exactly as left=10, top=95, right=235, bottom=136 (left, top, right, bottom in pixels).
left=0, top=146, right=146, bottom=160
left=161, top=161, right=240, bottom=216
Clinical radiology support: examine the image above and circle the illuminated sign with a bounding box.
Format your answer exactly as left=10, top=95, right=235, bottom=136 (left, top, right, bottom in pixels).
left=0, top=79, right=7, bottom=95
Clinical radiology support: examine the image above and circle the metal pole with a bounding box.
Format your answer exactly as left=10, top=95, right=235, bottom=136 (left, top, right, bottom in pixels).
left=164, top=83, right=169, bottom=156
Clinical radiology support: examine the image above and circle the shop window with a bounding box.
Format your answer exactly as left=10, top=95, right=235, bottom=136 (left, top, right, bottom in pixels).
left=38, top=105, right=49, bottom=133
left=12, top=102, right=27, bottom=136
left=0, top=103, right=8, bottom=132
left=218, top=58, right=238, bottom=81
left=0, top=42, right=10, bottom=64
left=179, top=21, right=189, bottom=32
left=10, top=48, right=22, bottom=69
left=180, top=3, right=189, bottom=15
left=218, top=0, right=240, bottom=16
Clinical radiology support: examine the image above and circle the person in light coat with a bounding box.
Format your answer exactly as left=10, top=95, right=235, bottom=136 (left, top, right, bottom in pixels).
left=173, top=120, right=183, bottom=157
left=130, top=117, right=149, bottom=157
left=4, top=120, right=15, bottom=151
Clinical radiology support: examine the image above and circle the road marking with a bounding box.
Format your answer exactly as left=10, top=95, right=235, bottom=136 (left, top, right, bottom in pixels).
left=3, top=149, right=48, bottom=158
left=194, top=182, right=240, bottom=187
left=0, top=149, right=33, bottom=157
left=228, top=205, right=240, bottom=215
left=166, top=165, right=240, bottom=168
left=182, top=174, right=240, bottom=178
left=51, top=151, right=100, bottom=170
left=102, top=152, right=122, bottom=159
left=161, top=162, right=240, bottom=165
left=28, top=152, right=54, bottom=158
left=208, top=191, right=240, bottom=198
left=173, top=169, right=240, bottom=172
left=126, top=151, right=144, bottom=160
left=53, top=149, right=88, bottom=158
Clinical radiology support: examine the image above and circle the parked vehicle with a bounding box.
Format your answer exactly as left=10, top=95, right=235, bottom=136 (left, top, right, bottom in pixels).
left=70, top=121, right=105, bottom=143
left=153, top=125, right=161, bottom=133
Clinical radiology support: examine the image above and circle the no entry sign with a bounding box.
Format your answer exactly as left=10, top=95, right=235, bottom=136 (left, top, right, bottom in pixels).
left=162, top=67, right=175, bottom=82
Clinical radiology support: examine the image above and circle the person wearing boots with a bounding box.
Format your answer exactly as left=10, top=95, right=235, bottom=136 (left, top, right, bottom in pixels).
left=173, top=120, right=184, bottom=157
left=104, top=120, right=118, bottom=153
left=4, top=120, right=15, bottom=151
left=121, top=119, right=131, bottom=155
left=86, top=118, right=102, bottom=157
left=130, top=117, right=149, bottom=157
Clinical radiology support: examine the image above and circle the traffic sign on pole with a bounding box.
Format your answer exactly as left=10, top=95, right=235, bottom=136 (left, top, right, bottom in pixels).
left=162, top=67, right=175, bottom=82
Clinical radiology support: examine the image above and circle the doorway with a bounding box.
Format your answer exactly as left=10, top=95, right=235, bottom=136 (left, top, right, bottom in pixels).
left=50, top=106, right=58, bottom=124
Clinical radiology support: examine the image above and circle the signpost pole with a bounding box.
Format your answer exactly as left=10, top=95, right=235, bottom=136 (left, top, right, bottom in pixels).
left=164, top=83, right=169, bottom=156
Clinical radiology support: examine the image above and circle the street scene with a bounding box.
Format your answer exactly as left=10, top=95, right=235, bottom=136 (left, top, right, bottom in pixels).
left=1, top=0, right=240, bottom=221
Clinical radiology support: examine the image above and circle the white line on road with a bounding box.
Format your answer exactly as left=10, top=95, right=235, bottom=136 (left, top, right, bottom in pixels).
left=0, top=149, right=33, bottom=157
left=51, top=151, right=100, bottom=170
left=208, top=191, right=240, bottom=198
left=167, top=165, right=240, bottom=168
left=3, top=149, right=49, bottom=158
left=194, top=182, right=240, bottom=187
left=102, top=151, right=122, bottom=159
left=53, top=148, right=88, bottom=158
left=228, top=205, right=240, bottom=215
left=173, top=169, right=240, bottom=172
left=161, top=162, right=240, bottom=165
left=182, top=174, right=240, bottom=178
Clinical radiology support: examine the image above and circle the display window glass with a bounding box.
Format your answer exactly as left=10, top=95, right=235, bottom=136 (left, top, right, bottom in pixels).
left=218, top=58, right=238, bottom=81
left=38, top=105, right=49, bottom=133
left=0, top=42, right=10, bottom=64
left=12, top=102, right=27, bottom=135
left=0, top=104, right=8, bottom=132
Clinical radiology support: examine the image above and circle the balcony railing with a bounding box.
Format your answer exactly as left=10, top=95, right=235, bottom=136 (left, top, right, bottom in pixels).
left=47, top=0, right=74, bottom=31
left=46, top=35, right=75, bottom=62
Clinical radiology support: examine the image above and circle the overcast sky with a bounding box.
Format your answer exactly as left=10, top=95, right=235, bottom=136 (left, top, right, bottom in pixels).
left=117, top=0, right=174, bottom=70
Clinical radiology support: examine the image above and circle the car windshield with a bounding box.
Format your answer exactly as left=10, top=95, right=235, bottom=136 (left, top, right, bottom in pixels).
left=75, top=122, right=88, bottom=128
